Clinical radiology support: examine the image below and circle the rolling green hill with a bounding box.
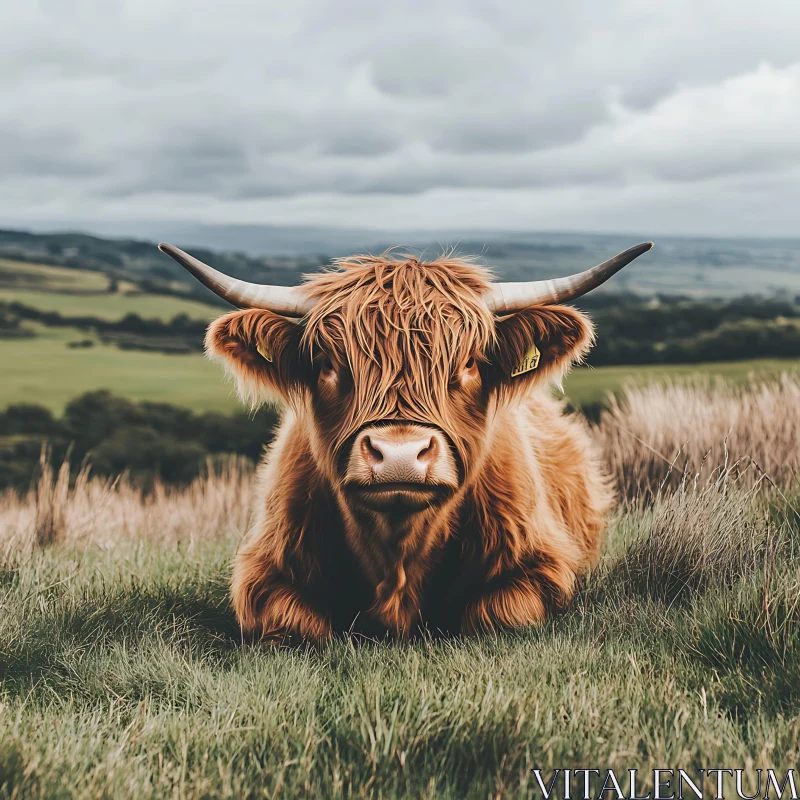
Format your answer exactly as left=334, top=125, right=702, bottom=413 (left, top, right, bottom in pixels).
left=0, top=227, right=316, bottom=305
left=2, top=325, right=231, bottom=413
left=0, top=258, right=217, bottom=322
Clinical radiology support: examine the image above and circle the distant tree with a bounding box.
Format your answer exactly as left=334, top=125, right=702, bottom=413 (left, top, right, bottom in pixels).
left=90, top=426, right=207, bottom=487
left=62, top=391, right=140, bottom=455
left=0, top=404, right=60, bottom=436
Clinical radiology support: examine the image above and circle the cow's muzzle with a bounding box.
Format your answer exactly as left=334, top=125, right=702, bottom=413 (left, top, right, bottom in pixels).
left=343, top=423, right=459, bottom=512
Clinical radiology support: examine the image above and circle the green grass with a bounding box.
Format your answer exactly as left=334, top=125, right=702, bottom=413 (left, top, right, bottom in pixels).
left=0, top=259, right=232, bottom=412
left=0, top=259, right=111, bottom=292
left=1, top=325, right=235, bottom=413
left=0, top=287, right=217, bottom=323
left=563, top=358, right=800, bottom=406
left=1, top=484, right=799, bottom=798
left=0, top=257, right=216, bottom=321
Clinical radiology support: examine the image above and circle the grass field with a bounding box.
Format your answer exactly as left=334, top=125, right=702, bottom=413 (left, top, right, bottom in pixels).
left=0, top=287, right=217, bottom=322
left=0, top=259, right=226, bottom=410
left=564, top=357, right=800, bottom=406
left=1, top=325, right=236, bottom=413
left=0, top=256, right=216, bottom=320
left=0, top=258, right=111, bottom=292
left=1, top=459, right=798, bottom=797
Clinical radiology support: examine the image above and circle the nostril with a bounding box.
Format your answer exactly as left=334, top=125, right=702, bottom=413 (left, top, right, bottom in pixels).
left=361, top=435, right=383, bottom=467
left=417, top=437, right=437, bottom=465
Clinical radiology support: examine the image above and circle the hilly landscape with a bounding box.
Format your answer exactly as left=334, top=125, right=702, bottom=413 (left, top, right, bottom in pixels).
left=5, top=225, right=800, bottom=298
left=3, top=225, right=800, bottom=493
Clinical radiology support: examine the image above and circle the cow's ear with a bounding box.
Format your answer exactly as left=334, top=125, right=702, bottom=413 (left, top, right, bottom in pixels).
left=488, top=305, right=594, bottom=395
left=205, top=309, right=308, bottom=405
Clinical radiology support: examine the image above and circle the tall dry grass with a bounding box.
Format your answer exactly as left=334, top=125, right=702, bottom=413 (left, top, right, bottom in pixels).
left=0, top=455, right=253, bottom=556
left=596, top=470, right=779, bottom=604
left=2, top=373, right=799, bottom=554
left=596, top=373, right=800, bottom=499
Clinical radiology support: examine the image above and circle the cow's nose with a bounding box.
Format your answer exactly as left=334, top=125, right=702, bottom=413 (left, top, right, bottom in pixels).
left=360, top=432, right=438, bottom=483
left=346, top=424, right=459, bottom=493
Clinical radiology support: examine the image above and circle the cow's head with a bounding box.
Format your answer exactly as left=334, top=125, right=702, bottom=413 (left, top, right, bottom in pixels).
left=159, top=242, right=651, bottom=532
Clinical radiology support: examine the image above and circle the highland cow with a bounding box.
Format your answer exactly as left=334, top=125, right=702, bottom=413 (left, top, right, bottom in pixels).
left=159, top=241, right=652, bottom=642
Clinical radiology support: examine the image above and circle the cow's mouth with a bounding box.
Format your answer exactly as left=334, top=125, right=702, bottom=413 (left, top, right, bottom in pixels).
left=346, top=482, right=452, bottom=512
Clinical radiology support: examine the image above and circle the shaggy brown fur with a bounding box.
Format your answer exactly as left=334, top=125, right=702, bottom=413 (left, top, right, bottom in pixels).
left=206, top=254, right=613, bottom=642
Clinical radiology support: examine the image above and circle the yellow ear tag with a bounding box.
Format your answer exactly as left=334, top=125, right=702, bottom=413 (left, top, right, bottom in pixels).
left=511, top=343, right=540, bottom=377
left=255, top=342, right=273, bottom=363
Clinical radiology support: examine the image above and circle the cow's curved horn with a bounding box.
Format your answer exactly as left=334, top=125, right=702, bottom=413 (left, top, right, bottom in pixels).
left=486, top=242, right=654, bottom=312
left=158, top=243, right=314, bottom=317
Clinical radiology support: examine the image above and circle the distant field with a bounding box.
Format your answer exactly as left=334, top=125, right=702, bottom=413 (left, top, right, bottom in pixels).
left=0, top=287, right=217, bottom=322
left=564, top=358, right=800, bottom=406
left=0, top=258, right=216, bottom=321
left=0, top=258, right=110, bottom=292
left=3, top=258, right=800, bottom=413
left=0, top=261, right=236, bottom=412
left=1, top=325, right=235, bottom=412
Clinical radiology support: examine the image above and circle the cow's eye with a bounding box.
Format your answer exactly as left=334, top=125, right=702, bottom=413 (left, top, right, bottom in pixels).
left=319, top=355, right=337, bottom=381
left=458, top=354, right=480, bottom=386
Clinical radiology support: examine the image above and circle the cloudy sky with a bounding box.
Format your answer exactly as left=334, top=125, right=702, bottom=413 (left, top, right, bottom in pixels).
left=3, top=0, right=800, bottom=238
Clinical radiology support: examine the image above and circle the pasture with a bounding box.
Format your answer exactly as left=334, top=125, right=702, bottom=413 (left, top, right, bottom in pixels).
left=1, top=325, right=238, bottom=413
left=0, top=258, right=216, bottom=322
left=0, top=259, right=111, bottom=293
left=1, top=379, right=799, bottom=797
left=0, top=259, right=225, bottom=411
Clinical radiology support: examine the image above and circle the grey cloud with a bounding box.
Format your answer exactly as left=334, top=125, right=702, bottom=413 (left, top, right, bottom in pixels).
left=0, top=128, right=106, bottom=178
left=1, top=0, right=800, bottom=236
left=370, top=41, right=479, bottom=99
left=620, top=80, right=678, bottom=113
left=322, top=130, right=402, bottom=158
left=226, top=146, right=619, bottom=199
left=431, top=103, right=608, bottom=155
left=102, top=130, right=252, bottom=196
